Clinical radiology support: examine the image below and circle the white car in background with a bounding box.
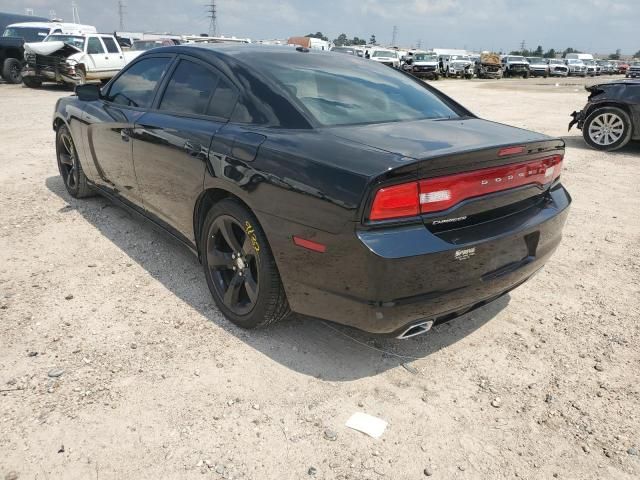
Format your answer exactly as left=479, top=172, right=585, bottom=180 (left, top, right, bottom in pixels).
left=547, top=58, right=569, bottom=77
left=565, top=58, right=587, bottom=77
left=441, top=54, right=474, bottom=78
left=368, top=48, right=400, bottom=68
left=526, top=57, right=550, bottom=77
left=22, top=33, right=142, bottom=87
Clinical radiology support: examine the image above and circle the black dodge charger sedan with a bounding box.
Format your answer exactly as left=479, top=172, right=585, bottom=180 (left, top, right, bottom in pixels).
left=53, top=44, right=571, bottom=338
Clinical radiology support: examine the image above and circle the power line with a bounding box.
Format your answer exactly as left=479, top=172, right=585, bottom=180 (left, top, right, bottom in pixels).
left=207, top=1, right=218, bottom=37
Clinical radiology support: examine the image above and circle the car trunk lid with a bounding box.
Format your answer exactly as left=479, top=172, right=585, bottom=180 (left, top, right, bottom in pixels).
left=339, top=118, right=564, bottom=240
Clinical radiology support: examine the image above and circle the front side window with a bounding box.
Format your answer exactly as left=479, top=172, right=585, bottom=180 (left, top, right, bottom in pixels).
left=87, top=37, right=105, bottom=54
left=102, top=37, right=119, bottom=53
left=106, top=57, right=171, bottom=108
left=255, top=54, right=459, bottom=126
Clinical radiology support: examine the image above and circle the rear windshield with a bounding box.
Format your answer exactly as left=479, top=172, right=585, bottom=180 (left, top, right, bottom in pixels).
left=2, top=27, right=49, bottom=42
left=254, top=53, right=459, bottom=126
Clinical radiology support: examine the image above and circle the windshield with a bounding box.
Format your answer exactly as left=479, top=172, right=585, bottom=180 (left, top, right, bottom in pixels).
left=132, top=40, right=172, bottom=50
left=527, top=57, right=542, bottom=63
left=372, top=50, right=396, bottom=58
left=508, top=56, right=526, bottom=62
left=255, top=54, right=459, bottom=126
left=414, top=54, right=437, bottom=61
left=2, top=27, right=50, bottom=42
left=567, top=59, right=582, bottom=64
left=450, top=55, right=471, bottom=61
left=548, top=59, right=563, bottom=65
left=44, top=35, right=85, bottom=49
left=331, top=47, right=355, bottom=55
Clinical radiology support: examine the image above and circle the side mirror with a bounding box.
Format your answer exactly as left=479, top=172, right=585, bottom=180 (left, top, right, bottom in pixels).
left=75, top=84, right=101, bottom=101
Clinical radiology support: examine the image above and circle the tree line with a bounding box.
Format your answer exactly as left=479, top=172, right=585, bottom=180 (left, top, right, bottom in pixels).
left=305, top=32, right=377, bottom=46
left=509, top=45, right=639, bottom=59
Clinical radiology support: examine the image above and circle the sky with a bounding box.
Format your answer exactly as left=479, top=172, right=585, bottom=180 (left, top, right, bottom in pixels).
left=1, top=0, right=638, bottom=54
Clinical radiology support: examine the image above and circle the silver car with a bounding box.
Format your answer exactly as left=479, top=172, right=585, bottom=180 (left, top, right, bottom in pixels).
left=547, top=59, right=569, bottom=77
left=565, top=59, right=587, bottom=77
left=526, top=57, right=550, bottom=77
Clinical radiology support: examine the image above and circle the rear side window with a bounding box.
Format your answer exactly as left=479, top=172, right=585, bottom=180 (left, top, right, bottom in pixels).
left=159, top=59, right=237, bottom=118
left=87, top=37, right=104, bottom=54
left=102, top=37, right=119, bottom=53
left=106, top=57, right=171, bottom=108
left=207, top=78, right=237, bottom=118
left=159, top=60, right=218, bottom=115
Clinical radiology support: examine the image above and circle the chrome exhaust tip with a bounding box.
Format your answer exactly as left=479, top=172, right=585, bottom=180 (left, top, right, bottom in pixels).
left=396, top=320, right=434, bottom=340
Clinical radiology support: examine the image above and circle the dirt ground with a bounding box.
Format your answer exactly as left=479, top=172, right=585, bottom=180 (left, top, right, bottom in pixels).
left=1, top=76, right=639, bottom=480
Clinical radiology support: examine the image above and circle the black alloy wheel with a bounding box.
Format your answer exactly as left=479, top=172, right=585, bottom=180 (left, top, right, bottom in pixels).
left=202, top=199, right=290, bottom=329
left=55, top=125, right=92, bottom=198
left=206, top=214, right=260, bottom=316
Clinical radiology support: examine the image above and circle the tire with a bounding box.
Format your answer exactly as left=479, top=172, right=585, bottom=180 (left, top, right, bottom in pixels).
left=523, top=72, right=530, bottom=79
left=582, top=106, right=632, bottom=152
left=201, top=199, right=290, bottom=329
left=55, top=124, right=93, bottom=198
left=22, top=76, right=42, bottom=88
left=2, top=58, right=22, bottom=84
left=75, top=67, right=86, bottom=87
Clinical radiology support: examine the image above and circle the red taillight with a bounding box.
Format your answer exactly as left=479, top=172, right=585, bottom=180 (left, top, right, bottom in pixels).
left=369, top=182, right=419, bottom=221
left=368, top=155, right=563, bottom=221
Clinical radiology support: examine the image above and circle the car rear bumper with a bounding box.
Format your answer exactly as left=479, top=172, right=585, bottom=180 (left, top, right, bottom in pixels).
left=263, top=183, right=571, bottom=335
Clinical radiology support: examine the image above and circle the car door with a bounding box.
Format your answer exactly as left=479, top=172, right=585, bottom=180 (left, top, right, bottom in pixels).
left=132, top=56, right=239, bottom=243
left=81, top=54, right=174, bottom=207
left=84, top=36, right=111, bottom=76
left=101, top=36, right=125, bottom=74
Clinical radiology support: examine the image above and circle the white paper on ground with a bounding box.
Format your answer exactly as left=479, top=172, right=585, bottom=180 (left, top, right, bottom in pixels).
left=345, top=412, right=388, bottom=439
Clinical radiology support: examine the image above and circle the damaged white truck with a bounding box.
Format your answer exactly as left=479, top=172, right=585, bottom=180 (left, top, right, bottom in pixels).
left=22, top=33, right=141, bottom=88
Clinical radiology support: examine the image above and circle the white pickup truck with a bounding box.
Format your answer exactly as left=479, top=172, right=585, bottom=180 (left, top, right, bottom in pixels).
left=22, top=33, right=141, bottom=87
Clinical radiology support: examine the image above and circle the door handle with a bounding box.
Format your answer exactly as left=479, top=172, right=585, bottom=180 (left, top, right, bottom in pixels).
left=183, top=141, right=201, bottom=156
left=120, top=129, right=130, bottom=142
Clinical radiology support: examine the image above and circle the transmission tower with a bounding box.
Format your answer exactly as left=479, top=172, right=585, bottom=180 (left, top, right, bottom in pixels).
left=25, top=8, right=34, bottom=15
left=520, top=40, right=526, bottom=52
left=118, top=1, right=126, bottom=30
left=391, top=25, right=398, bottom=46
left=71, top=1, right=81, bottom=23
left=207, top=1, right=218, bottom=37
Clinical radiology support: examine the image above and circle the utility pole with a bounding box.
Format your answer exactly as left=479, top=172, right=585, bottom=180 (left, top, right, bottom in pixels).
left=118, top=1, right=126, bottom=30
left=207, top=1, right=218, bottom=37
left=520, top=40, right=526, bottom=53
left=391, top=25, right=398, bottom=46
left=416, top=39, right=422, bottom=49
